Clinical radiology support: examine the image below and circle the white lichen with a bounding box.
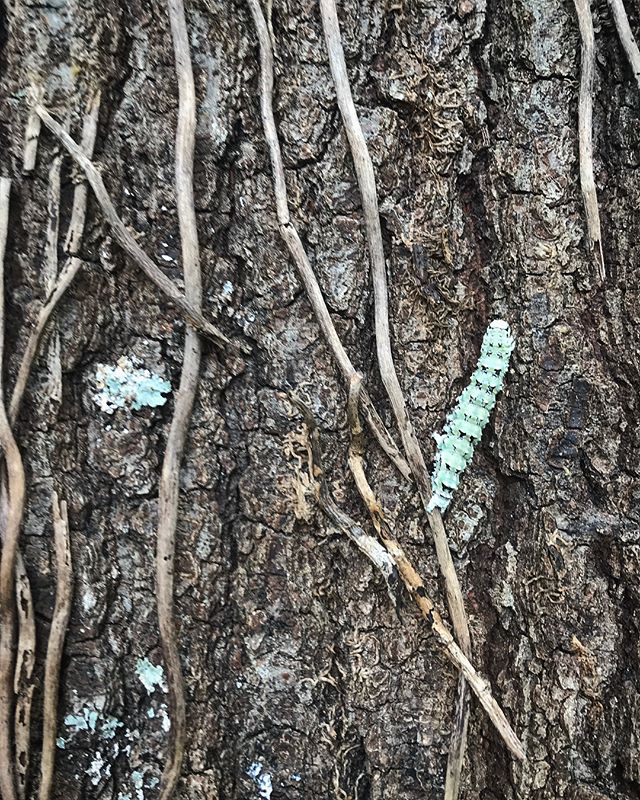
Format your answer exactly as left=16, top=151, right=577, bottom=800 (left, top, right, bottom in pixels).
left=247, top=761, right=273, bottom=800
left=93, top=357, right=171, bottom=414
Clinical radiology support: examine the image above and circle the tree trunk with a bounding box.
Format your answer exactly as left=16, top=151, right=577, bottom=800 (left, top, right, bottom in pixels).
left=0, top=0, right=638, bottom=798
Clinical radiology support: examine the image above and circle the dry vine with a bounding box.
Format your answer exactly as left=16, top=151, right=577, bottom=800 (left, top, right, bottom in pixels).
left=293, top=395, right=525, bottom=761
left=33, top=102, right=239, bottom=351
left=9, top=526, right=34, bottom=800
left=39, top=493, right=73, bottom=800
left=245, top=0, right=411, bottom=481
left=608, top=0, right=640, bottom=91
left=156, top=1, right=204, bottom=797
left=11, top=91, right=101, bottom=426
left=0, top=94, right=103, bottom=800
left=319, top=0, right=475, bottom=791
left=574, top=0, right=606, bottom=281
left=0, top=177, right=27, bottom=800
left=13, top=135, right=65, bottom=797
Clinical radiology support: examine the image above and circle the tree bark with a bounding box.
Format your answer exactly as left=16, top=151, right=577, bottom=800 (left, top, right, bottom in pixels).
left=0, top=0, right=639, bottom=798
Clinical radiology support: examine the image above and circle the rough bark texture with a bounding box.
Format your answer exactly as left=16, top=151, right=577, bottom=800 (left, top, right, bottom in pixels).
left=0, top=0, right=639, bottom=799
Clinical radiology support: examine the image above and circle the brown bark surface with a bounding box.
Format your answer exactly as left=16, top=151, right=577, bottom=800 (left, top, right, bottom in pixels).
left=1, top=0, right=639, bottom=798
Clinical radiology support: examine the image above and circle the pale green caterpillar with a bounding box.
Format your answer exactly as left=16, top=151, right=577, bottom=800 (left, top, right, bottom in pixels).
left=427, top=320, right=515, bottom=514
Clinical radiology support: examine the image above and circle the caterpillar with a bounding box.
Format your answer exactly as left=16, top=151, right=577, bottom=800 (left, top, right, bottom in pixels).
left=427, top=320, right=515, bottom=514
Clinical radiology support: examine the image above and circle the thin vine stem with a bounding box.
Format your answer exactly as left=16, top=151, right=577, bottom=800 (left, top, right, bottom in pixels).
left=0, top=178, right=27, bottom=800
left=318, top=0, right=477, bottom=788
left=574, top=0, right=606, bottom=280
left=157, top=2, right=204, bottom=797
left=38, top=493, right=73, bottom=800
left=245, top=0, right=411, bottom=481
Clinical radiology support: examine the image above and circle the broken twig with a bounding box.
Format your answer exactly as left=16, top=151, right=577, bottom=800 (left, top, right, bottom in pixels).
left=34, top=102, right=240, bottom=351
left=38, top=493, right=73, bottom=800
left=574, top=0, right=606, bottom=280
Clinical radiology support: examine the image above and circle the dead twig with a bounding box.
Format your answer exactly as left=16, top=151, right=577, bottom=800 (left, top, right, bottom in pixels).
left=34, top=102, right=241, bottom=351
left=608, top=0, right=640, bottom=91
left=245, top=0, right=411, bottom=481
left=156, top=2, right=203, bottom=797
left=41, top=144, right=63, bottom=404
left=0, top=177, right=27, bottom=800
left=10, top=99, right=101, bottom=795
left=319, top=0, right=475, bottom=785
left=574, top=0, right=606, bottom=281
left=11, top=542, right=35, bottom=800
left=38, top=493, right=73, bottom=800
left=22, top=86, right=43, bottom=174
left=10, top=92, right=101, bottom=425
left=296, top=396, right=525, bottom=761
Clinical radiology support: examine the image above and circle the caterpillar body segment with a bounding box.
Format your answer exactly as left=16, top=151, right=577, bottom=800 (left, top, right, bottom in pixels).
left=427, top=320, right=515, bottom=514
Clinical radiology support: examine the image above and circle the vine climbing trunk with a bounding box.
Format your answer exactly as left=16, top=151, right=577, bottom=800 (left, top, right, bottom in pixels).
left=0, top=0, right=639, bottom=799
left=155, top=1, right=204, bottom=798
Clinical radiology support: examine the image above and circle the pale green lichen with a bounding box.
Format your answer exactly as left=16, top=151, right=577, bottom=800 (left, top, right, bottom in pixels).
left=86, top=751, right=110, bottom=786
left=93, top=357, right=171, bottom=414
left=135, top=658, right=168, bottom=694
left=63, top=707, right=99, bottom=733
left=62, top=703, right=123, bottom=750
left=118, top=766, right=159, bottom=800
left=61, top=693, right=162, bottom=798
left=101, top=715, right=124, bottom=739
left=132, top=771, right=145, bottom=793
